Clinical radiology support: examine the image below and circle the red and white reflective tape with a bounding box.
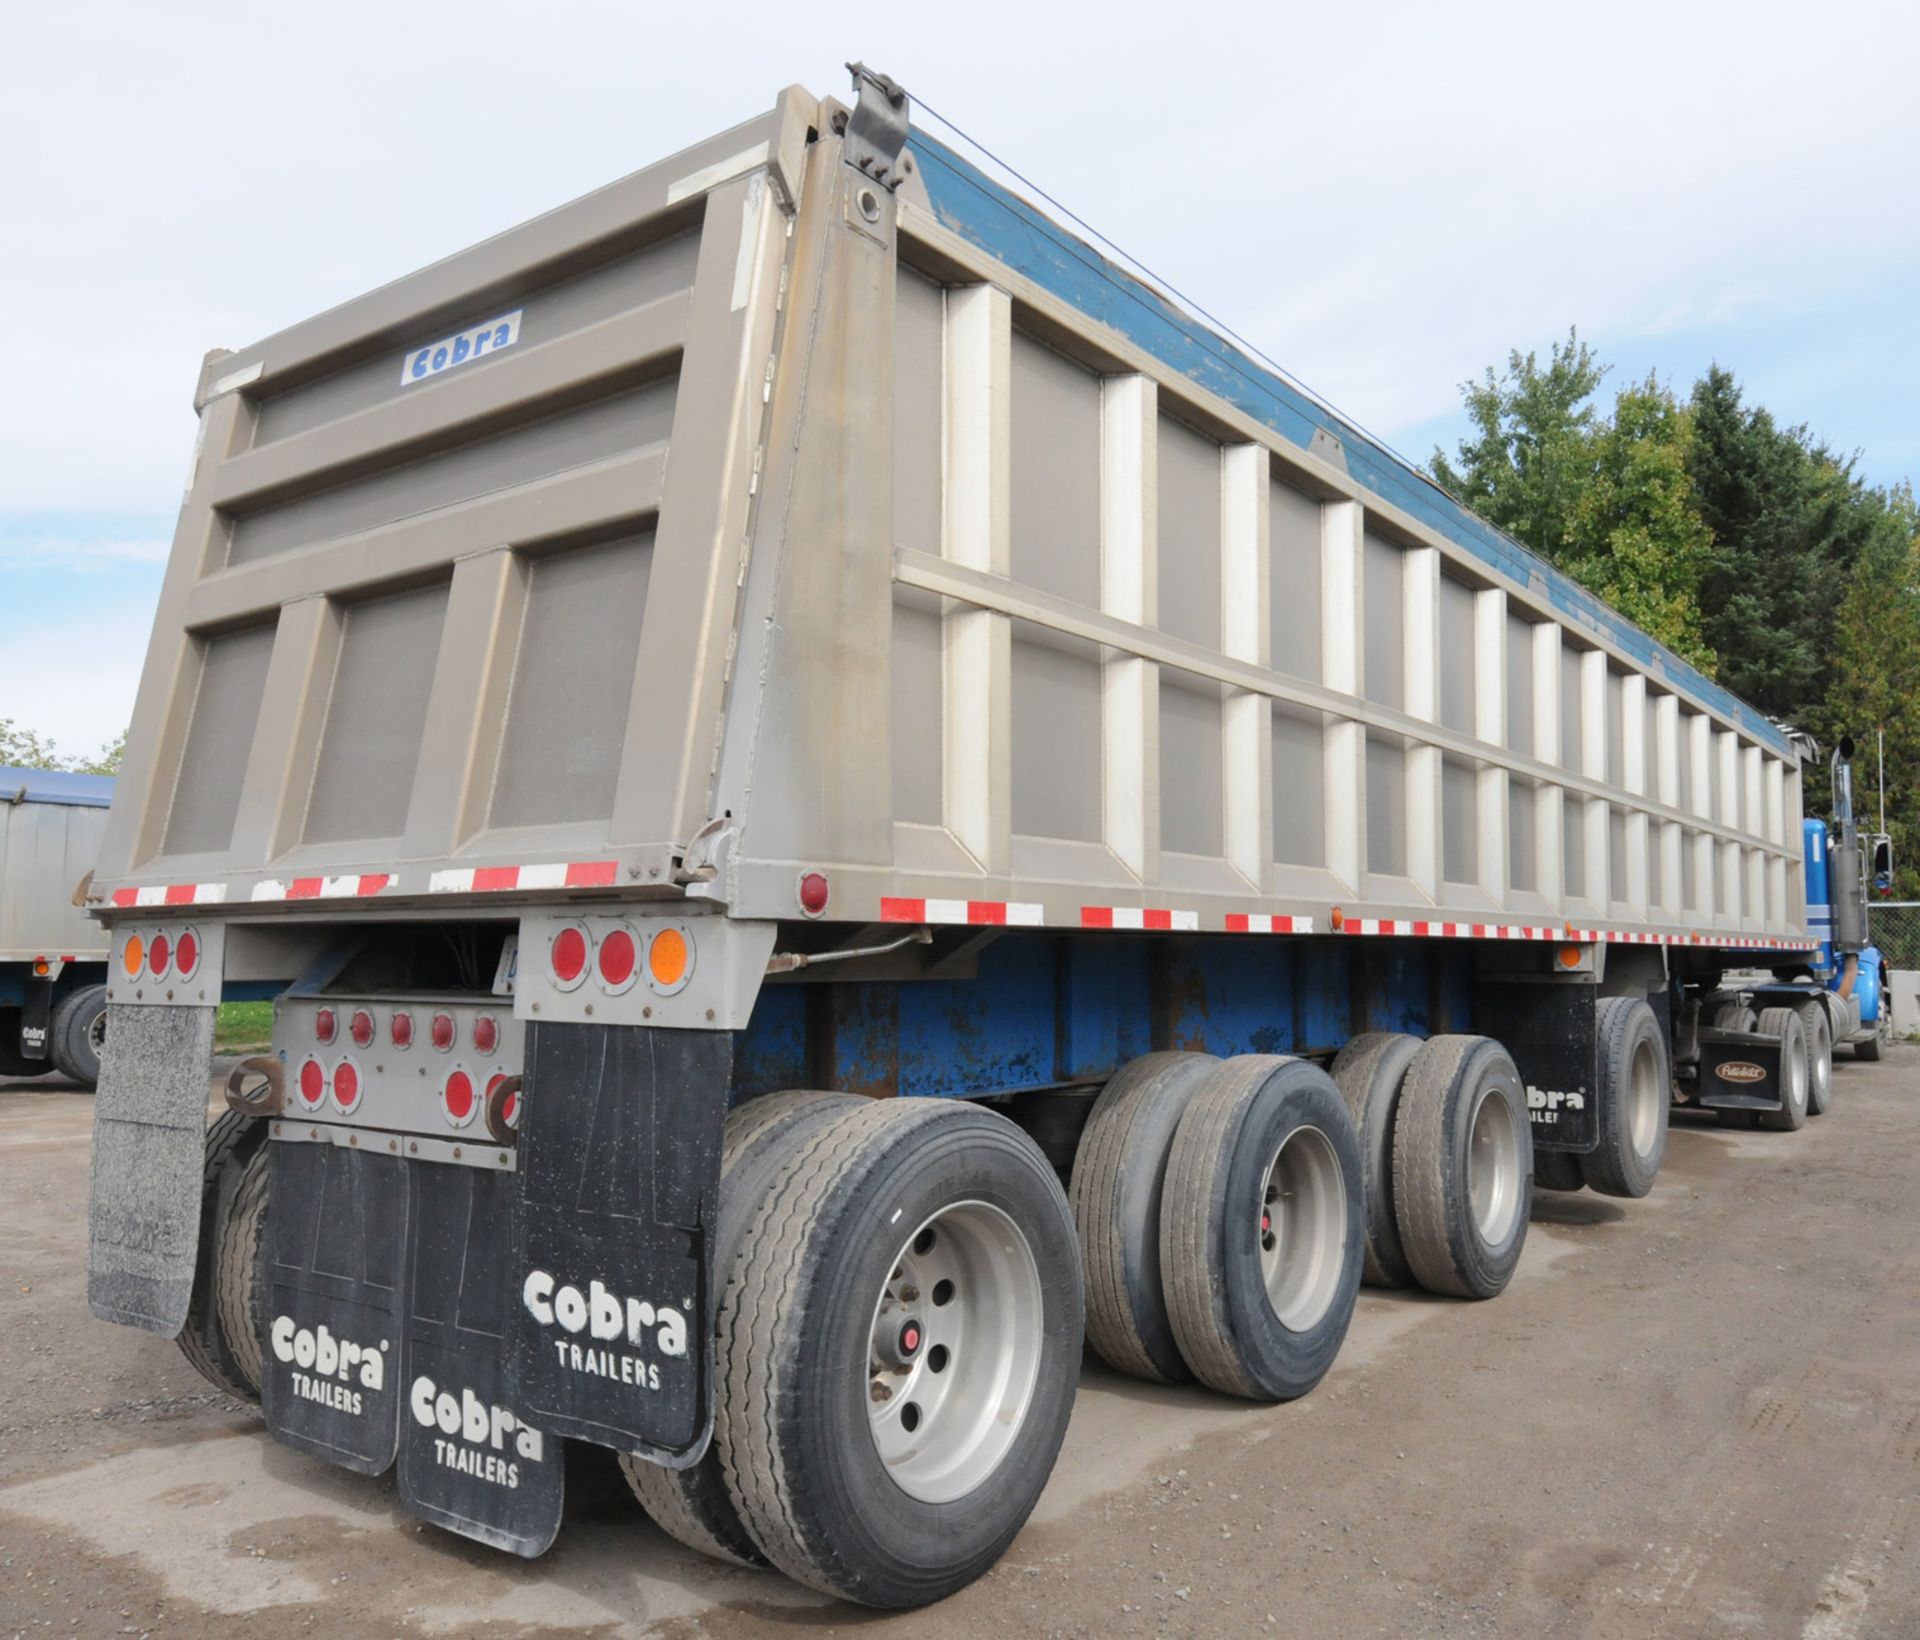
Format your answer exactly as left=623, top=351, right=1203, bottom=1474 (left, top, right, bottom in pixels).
left=109, top=882, right=227, bottom=908
left=429, top=861, right=619, bottom=895
left=250, top=874, right=394, bottom=903
left=1224, top=913, right=1317, bottom=934
left=880, top=897, right=1045, bottom=927
left=1081, top=906, right=1202, bottom=932
left=1341, top=919, right=1558, bottom=940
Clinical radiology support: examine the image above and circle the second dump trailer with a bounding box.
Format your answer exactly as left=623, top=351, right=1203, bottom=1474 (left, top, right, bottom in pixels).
left=87, top=66, right=1846, bottom=1609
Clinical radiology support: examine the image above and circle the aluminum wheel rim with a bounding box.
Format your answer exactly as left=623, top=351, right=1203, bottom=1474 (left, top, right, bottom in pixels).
left=1782, top=1029, right=1808, bottom=1115
left=866, top=1200, right=1043, bottom=1505
left=1256, top=1125, right=1346, bottom=1332
left=87, top=1009, right=108, bottom=1055
left=1467, top=1087, right=1522, bottom=1245
left=1806, top=1013, right=1831, bottom=1105
left=1625, top=1035, right=1662, bottom=1159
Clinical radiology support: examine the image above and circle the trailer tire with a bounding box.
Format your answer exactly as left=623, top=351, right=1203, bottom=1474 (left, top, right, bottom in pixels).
left=1579, top=998, right=1670, bottom=1198
left=175, top=1111, right=269, bottom=1401
left=212, top=1137, right=272, bottom=1394
left=1392, top=1036, right=1532, bottom=1300
left=1328, top=1033, right=1422, bottom=1287
left=1756, top=1007, right=1809, bottom=1131
left=717, top=1098, right=1082, bottom=1608
left=621, top=1089, right=863, bottom=1568
left=1069, top=1052, right=1217, bottom=1381
left=1532, top=1147, right=1586, bottom=1193
left=48, top=984, right=107, bottom=1089
left=1158, top=1057, right=1362, bottom=1401
left=1796, top=1000, right=1834, bottom=1115
left=1712, top=1001, right=1757, bottom=1034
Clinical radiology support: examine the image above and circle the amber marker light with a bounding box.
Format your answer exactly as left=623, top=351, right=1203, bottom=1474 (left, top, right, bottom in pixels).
left=121, top=935, right=145, bottom=977
left=648, top=927, right=690, bottom=990
left=1557, top=944, right=1584, bottom=970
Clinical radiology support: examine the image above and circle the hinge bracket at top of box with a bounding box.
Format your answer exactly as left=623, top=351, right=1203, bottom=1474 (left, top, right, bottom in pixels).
left=840, top=62, right=911, bottom=190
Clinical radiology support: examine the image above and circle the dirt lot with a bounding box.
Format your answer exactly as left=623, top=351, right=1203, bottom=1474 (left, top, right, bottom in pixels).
left=3, top=1051, right=1916, bottom=1640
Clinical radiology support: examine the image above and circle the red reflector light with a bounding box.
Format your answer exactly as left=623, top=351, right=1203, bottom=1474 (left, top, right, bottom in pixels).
left=444, top=1068, right=476, bottom=1125
left=149, top=932, right=171, bottom=976
left=598, top=929, right=637, bottom=990
left=350, top=1009, right=375, bottom=1048
left=798, top=870, right=831, bottom=916
left=314, top=1008, right=337, bottom=1045
left=174, top=929, right=199, bottom=977
left=333, top=1059, right=361, bottom=1111
left=551, top=925, right=588, bottom=986
left=431, top=1013, right=455, bottom=1052
left=390, top=1010, right=414, bottom=1048
left=297, top=1058, right=326, bottom=1107
left=473, top=1014, right=499, bottom=1055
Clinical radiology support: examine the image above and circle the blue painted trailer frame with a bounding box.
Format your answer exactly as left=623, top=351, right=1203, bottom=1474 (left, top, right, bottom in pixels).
left=735, top=933, right=1474, bottom=1103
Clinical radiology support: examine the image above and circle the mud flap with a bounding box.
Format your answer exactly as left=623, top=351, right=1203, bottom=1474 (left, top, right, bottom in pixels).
left=261, top=1142, right=407, bottom=1475
left=400, top=1163, right=564, bottom=1557
left=87, top=1005, right=217, bottom=1335
left=510, top=1023, right=728, bottom=1463
left=1476, top=982, right=1601, bottom=1153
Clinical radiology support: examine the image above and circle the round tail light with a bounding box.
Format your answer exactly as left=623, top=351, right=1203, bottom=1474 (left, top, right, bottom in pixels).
left=442, top=1067, right=477, bottom=1128
left=550, top=924, right=590, bottom=991
left=486, top=1072, right=520, bottom=1131
left=332, top=1057, right=362, bottom=1113
left=350, top=1008, right=376, bottom=1048
left=597, top=927, right=639, bottom=994
left=473, top=1014, right=499, bottom=1055
left=121, top=934, right=145, bottom=977
left=390, top=1010, right=414, bottom=1049
left=431, top=1013, right=456, bottom=1052
left=148, top=932, right=171, bottom=976
left=314, top=1007, right=337, bottom=1045
left=646, top=925, right=694, bottom=995
left=174, top=928, right=200, bottom=978
left=297, top=1057, right=327, bottom=1109
left=797, top=870, right=831, bottom=916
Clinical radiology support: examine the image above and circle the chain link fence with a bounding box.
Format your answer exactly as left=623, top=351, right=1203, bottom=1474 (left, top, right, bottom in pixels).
left=1868, top=902, right=1920, bottom=970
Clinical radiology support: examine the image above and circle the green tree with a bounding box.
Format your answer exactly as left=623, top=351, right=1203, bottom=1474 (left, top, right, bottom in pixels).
left=0, top=720, right=127, bottom=775
left=1431, top=333, right=1716, bottom=668
left=1820, top=485, right=1920, bottom=896
left=1688, top=365, right=1883, bottom=722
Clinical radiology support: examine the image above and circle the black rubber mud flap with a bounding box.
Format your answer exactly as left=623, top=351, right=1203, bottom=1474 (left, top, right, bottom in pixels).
left=1475, top=983, right=1600, bottom=1153
left=510, top=1023, right=728, bottom=1464
left=87, top=1005, right=218, bottom=1335
left=261, top=1142, right=407, bottom=1475
left=401, top=1162, right=564, bottom=1557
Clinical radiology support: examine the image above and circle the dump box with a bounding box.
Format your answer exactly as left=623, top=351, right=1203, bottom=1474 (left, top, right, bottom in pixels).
left=85, top=67, right=1839, bottom=1610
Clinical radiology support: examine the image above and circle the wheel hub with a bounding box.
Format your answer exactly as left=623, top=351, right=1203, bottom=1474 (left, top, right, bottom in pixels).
left=1467, top=1087, right=1521, bottom=1245
left=1256, top=1125, right=1345, bottom=1332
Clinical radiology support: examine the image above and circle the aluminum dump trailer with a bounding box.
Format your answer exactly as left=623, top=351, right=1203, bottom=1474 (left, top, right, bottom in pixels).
left=1, top=765, right=112, bottom=1084
left=86, top=66, right=1842, bottom=1609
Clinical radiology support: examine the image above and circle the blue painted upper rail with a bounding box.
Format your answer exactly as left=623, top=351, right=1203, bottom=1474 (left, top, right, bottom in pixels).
left=0, top=766, right=114, bottom=808
left=907, top=127, right=1792, bottom=761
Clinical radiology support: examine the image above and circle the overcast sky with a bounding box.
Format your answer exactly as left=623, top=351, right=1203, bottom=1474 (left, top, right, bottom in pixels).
left=3, top=0, right=1916, bottom=755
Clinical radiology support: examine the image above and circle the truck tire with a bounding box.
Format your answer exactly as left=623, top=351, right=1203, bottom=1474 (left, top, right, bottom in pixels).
left=1532, top=1147, right=1585, bottom=1193
left=1853, top=989, right=1888, bottom=1062
left=1712, top=1001, right=1757, bottom=1034
left=1756, top=1007, right=1809, bottom=1131
left=213, top=1140, right=273, bottom=1392
left=1068, top=1051, right=1217, bottom=1382
left=1796, top=999, right=1834, bottom=1114
left=48, top=984, right=107, bottom=1089
left=1329, top=1033, right=1422, bottom=1287
left=621, top=1089, right=862, bottom=1568
left=175, top=1111, right=270, bottom=1401
left=1579, top=998, right=1670, bottom=1199
left=1158, top=1057, right=1362, bottom=1401
left=716, top=1098, right=1082, bottom=1608
left=1392, top=1036, right=1532, bottom=1299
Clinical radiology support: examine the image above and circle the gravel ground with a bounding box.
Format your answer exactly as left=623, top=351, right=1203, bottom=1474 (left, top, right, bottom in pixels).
left=2, top=1047, right=1916, bottom=1639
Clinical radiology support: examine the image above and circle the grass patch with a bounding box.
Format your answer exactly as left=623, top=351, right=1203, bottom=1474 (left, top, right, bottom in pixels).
left=215, top=1000, right=275, bottom=1054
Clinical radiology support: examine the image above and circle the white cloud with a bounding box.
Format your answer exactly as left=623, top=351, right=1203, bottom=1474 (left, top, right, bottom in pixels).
left=0, top=536, right=171, bottom=573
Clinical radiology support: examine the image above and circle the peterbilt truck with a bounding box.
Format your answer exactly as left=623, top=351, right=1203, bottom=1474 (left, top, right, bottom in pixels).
left=1, top=764, right=112, bottom=1087
left=86, top=67, right=1852, bottom=1609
